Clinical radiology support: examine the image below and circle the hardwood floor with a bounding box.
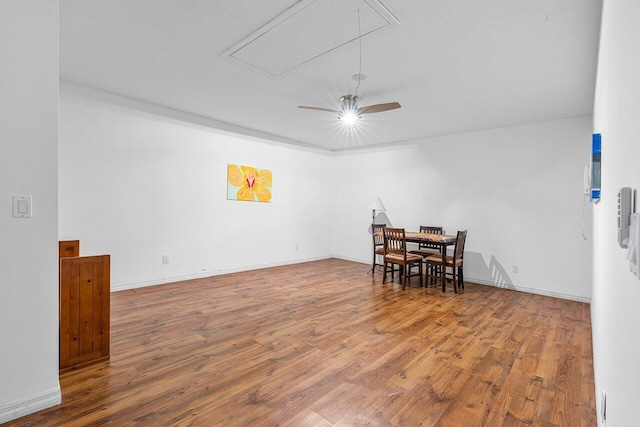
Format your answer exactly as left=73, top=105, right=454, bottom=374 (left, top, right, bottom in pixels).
left=8, top=259, right=596, bottom=426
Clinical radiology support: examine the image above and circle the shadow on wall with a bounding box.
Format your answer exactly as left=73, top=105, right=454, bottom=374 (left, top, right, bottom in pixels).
left=465, top=252, right=516, bottom=290
left=369, top=213, right=393, bottom=234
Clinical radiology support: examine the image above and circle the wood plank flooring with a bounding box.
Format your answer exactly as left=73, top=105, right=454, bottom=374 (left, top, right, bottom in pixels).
left=8, top=258, right=596, bottom=426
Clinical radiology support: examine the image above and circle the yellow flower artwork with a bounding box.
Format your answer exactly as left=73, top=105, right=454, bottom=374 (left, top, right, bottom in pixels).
left=227, top=164, right=272, bottom=203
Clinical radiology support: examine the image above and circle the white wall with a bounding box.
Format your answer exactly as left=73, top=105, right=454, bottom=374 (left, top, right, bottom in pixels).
left=591, top=1, right=640, bottom=425
left=59, top=85, right=333, bottom=290
left=0, top=1, right=61, bottom=423
left=332, top=117, right=593, bottom=301
left=59, top=84, right=593, bottom=303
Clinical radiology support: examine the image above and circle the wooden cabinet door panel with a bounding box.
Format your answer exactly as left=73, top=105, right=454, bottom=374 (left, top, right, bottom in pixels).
left=58, top=240, right=79, bottom=259
left=60, top=255, right=110, bottom=371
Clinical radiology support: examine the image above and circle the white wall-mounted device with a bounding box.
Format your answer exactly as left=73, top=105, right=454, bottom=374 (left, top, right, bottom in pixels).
left=618, top=187, right=633, bottom=248
left=12, top=195, right=32, bottom=218
left=627, top=212, right=639, bottom=277
left=583, top=165, right=591, bottom=195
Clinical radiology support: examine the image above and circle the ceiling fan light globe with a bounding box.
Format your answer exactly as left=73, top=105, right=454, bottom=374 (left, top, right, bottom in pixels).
left=339, top=110, right=360, bottom=126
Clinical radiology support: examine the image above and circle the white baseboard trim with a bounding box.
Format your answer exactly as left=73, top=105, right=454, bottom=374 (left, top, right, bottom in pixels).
left=331, top=256, right=591, bottom=303
left=0, top=385, right=61, bottom=424
left=110, top=256, right=591, bottom=304
left=111, top=256, right=333, bottom=292
left=466, top=277, right=591, bottom=303
left=331, top=255, right=370, bottom=264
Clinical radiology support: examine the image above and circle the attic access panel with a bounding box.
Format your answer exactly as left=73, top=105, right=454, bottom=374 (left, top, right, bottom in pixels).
left=222, top=0, right=399, bottom=77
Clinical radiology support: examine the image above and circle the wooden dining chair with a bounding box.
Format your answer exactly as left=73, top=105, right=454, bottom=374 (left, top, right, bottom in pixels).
left=408, top=225, right=443, bottom=285
left=425, top=230, right=467, bottom=293
left=383, top=227, right=423, bottom=289
left=371, top=223, right=386, bottom=274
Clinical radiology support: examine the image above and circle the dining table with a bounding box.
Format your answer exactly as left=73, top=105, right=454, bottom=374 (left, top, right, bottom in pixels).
left=404, top=231, right=457, bottom=289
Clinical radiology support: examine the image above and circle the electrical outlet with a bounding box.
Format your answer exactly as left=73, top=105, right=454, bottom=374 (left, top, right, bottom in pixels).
left=601, top=390, right=606, bottom=423
left=162, top=255, right=169, bottom=264
left=512, top=265, right=519, bottom=273
left=295, top=244, right=299, bottom=251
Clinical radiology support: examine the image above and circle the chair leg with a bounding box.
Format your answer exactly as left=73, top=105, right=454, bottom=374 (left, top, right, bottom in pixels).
left=382, top=262, right=388, bottom=284
left=427, top=264, right=432, bottom=286
left=442, top=265, right=447, bottom=292
left=419, top=262, right=423, bottom=287
left=429, top=262, right=440, bottom=287
left=402, top=264, right=407, bottom=290
left=432, top=262, right=442, bottom=290
left=458, top=265, right=464, bottom=289
left=451, top=265, right=458, bottom=294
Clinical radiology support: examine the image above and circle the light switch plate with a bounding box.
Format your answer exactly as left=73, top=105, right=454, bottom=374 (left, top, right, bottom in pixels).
left=12, top=195, right=32, bottom=218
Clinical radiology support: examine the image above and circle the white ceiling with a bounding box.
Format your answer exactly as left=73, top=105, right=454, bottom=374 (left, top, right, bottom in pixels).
left=59, top=0, right=602, bottom=151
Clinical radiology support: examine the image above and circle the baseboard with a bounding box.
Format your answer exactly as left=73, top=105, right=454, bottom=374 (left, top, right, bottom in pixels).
left=332, top=256, right=591, bottom=303
left=468, top=277, right=591, bottom=303
left=332, top=255, right=370, bottom=264
left=0, top=385, right=61, bottom=424
left=111, top=256, right=333, bottom=292
left=110, top=256, right=591, bottom=303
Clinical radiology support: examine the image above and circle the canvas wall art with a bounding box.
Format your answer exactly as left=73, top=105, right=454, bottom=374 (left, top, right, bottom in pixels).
left=227, top=164, right=272, bottom=203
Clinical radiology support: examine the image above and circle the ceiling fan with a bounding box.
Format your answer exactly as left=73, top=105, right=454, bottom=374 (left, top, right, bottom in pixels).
left=298, top=95, right=401, bottom=126
left=297, top=9, right=400, bottom=126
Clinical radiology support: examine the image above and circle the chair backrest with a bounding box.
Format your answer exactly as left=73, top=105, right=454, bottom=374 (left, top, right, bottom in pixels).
left=384, top=227, right=407, bottom=257
left=453, top=230, right=467, bottom=261
left=372, top=223, right=386, bottom=247
left=418, top=225, right=443, bottom=250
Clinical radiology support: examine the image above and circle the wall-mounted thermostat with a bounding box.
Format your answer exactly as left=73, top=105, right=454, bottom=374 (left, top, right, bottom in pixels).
left=628, top=212, right=640, bottom=278
left=619, top=187, right=633, bottom=248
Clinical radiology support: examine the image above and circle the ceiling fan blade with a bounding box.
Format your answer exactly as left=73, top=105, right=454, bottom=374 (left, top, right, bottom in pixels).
left=298, top=106, right=339, bottom=114
left=358, top=102, right=401, bottom=115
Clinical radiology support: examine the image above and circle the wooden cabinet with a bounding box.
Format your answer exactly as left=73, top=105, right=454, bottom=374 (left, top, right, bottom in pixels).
left=59, top=253, right=110, bottom=372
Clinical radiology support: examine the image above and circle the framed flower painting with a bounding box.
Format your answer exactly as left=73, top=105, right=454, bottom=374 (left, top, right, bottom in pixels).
left=227, top=164, right=272, bottom=203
